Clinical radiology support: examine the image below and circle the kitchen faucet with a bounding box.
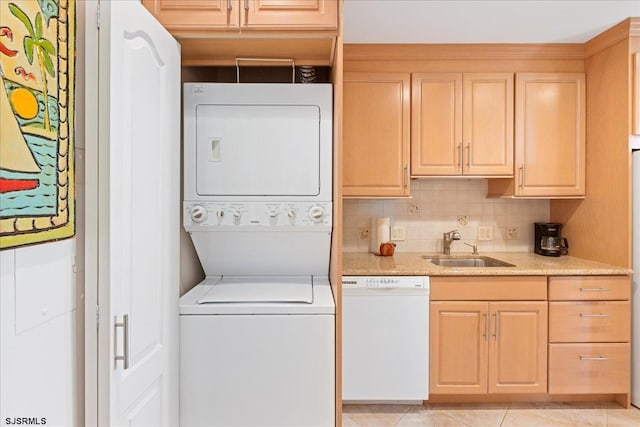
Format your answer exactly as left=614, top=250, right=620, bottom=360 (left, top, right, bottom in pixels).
left=442, top=230, right=461, bottom=255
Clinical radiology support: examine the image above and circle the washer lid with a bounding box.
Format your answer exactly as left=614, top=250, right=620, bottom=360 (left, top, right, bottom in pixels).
left=197, top=276, right=313, bottom=304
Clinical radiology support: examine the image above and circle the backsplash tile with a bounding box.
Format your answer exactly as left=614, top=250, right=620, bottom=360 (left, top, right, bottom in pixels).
left=343, top=179, right=550, bottom=253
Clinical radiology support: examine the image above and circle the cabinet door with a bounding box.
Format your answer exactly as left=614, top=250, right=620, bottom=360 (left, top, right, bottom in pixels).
left=488, top=302, right=547, bottom=393
left=343, top=73, right=411, bottom=197
left=430, top=302, right=488, bottom=394
left=411, top=73, right=463, bottom=176
left=463, top=73, right=514, bottom=176
left=515, top=73, right=586, bottom=197
left=243, top=0, right=338, bottom=29
left=142, top=0, right=239, bottom=31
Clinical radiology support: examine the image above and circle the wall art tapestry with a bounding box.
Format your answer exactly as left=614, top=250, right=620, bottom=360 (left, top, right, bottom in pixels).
left=0, top=0, right=75, bottom=249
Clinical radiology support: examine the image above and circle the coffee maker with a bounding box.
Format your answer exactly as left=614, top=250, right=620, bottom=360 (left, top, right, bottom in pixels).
left=534, top=222, right=569, bottom=257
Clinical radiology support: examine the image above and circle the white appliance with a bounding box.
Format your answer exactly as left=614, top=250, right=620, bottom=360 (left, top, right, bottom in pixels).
left=632, top=149, right=640, bottom=408
left=179, top=277, right=335, bottom=427
left=342, top=276, right=430, bottom=402
left=180, top=84, right=335, bottom=426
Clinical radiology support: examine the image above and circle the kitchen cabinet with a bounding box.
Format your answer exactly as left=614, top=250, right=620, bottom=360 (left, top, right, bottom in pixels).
left=142, top=0, right=338, bottom=32
left=343, top=72, right=411, bottom=197
left=548, top=276, right=631, bottom=395
left=488, top=73, right=586, bottom=198
left=430, top=277, right=547, bottom=395
left=411, top=73, right=514, bottom=177
left=633, top=52, right=639, bottom=135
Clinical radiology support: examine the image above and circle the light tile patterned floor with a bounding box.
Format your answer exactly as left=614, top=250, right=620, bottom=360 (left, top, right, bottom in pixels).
left=343, top=402, right=640, bottom=427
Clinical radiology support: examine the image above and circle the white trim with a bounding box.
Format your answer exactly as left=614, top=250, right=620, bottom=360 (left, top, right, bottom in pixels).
left=84, top=0, right=100, bottom=425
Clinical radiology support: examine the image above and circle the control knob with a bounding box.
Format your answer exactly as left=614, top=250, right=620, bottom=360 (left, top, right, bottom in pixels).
left=232, top=209, right=242, bottom=225
left=308, top=205, right=325, bottom=223
left=190, top=205, right=207, bottom=223
left=287, top=208, right=297, bottom=225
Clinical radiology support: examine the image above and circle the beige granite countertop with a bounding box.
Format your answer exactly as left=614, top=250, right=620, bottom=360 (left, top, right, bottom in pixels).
left=342, top=252, right=632, bottom=276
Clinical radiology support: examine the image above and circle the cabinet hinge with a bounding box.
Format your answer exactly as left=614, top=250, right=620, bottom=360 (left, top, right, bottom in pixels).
left=96, top=3, right=100, bottom=30
left=96, top=305, right=100, bottom=330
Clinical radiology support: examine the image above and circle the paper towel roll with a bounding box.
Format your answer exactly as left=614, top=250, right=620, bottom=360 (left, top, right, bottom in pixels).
left=370, top=217, right=378, bottom=253
left=375, top=217, right=390, bottom=254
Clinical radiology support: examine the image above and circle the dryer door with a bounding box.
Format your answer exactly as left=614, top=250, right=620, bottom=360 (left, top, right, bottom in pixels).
left=195, top=104, right=321, bottom=196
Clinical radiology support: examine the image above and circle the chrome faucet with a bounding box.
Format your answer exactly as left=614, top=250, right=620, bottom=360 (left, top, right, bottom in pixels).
left=442, top=230, right=461, bottom=255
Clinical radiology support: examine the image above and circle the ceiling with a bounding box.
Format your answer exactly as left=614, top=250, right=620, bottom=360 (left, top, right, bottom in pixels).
left=343, top=0, right=640, bottom=44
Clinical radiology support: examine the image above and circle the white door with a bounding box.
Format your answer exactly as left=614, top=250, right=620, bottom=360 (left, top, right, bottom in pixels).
left=96, top=1, right=180, bottom=425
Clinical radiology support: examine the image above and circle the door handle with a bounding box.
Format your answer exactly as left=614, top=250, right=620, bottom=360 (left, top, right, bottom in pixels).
left=466, top=144, right=471, bottom=167
left=227, top=0, right=232, bottom=10
left=114, top=314, right=130, bottom=369
left=244, top=0, right=249, bottom=11
left=519, top=165, right=524, bottom=188
left=457, top=143, right=462, bottom=171
left=403, top=165, right=409, bottom=188
left=483, top=312, right=489, bottom=342
left=492, top=312, right=498, bottom=340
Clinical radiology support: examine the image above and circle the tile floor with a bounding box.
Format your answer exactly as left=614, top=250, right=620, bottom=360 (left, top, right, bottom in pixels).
left=343, top=402, right=640, bottom=427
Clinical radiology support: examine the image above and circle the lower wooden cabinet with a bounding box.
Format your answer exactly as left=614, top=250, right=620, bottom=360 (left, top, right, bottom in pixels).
left=549, top=343, right=630, bottom=394
left=547, top=276, right=631, bottom=397
left=430, top=301, right=547, bottom=394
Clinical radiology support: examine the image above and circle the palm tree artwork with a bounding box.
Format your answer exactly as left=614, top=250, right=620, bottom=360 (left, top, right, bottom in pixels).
left=8, top=2, right=56, bottom=132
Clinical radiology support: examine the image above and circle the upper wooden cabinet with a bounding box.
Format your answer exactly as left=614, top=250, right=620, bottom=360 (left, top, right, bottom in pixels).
left=343, top=72, right=411, bottom=197
left=411, top=73, right=514, bottom=177
left=633, top=52, right=639, bottom=135
left=142, top=0, right=338, bottom=32
left=490, top=73, right=586, bottom=198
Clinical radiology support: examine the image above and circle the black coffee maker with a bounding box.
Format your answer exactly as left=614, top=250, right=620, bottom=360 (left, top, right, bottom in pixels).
left=534, top=222, right=569, bottom=257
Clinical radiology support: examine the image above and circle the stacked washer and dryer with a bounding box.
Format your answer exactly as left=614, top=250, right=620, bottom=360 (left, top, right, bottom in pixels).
left=180, top=83, right=335, bottom=427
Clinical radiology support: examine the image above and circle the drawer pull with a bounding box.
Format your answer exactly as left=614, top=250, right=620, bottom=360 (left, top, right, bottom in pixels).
left=579, top=356, right=609, bottom=361
left=579, top=287, right=610, bottom=292
left=579, top=313, right=610, bottom=318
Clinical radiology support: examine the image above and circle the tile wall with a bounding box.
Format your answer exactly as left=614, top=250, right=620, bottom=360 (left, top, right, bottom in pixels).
left=343, top=179, right=550, bottom=253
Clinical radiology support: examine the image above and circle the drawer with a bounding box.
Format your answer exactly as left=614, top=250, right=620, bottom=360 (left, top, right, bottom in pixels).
left=549, top=301, right=630, bottom=343
left=548, top=276, right=630, bottom=301
left=548, top=343, right=630, bottom=394
left=430, top=276, right=547, bottom=301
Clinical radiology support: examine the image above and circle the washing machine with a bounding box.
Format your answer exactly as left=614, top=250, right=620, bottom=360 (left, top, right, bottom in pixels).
left=180, top=83, right=335, bottom=426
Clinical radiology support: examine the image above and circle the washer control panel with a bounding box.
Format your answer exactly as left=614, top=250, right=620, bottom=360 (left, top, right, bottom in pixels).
left=184, top=201, right=332, bottom=228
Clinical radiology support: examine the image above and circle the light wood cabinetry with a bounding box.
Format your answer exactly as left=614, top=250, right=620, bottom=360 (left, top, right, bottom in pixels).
left=488, top=73, right=586, bottom=198
left=343, top=72, right=411, bottom=197
left=141, top=0, right=338, bottom=65
left=411, top=73, right=513, bottom=177
left=633, top=52, right=640, bottom=135
left=142, top=0, right=338, bottom=32
left=430, top=277, right=547, bottom=395
left=548, top=276, right=631, bottom=396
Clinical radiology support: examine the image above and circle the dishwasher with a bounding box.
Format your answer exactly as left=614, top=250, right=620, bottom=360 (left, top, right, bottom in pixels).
left=342, top=276, right=429, bottom=402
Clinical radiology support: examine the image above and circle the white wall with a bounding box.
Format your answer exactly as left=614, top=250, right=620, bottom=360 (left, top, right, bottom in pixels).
left=0, top=241, right=80, bottom=427
left=0, top=2, right=85, bottom=426
left=343, top=179, right=550, bottom=254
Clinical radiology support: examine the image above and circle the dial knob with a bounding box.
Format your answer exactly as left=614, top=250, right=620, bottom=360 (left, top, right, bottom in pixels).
left=287, top=209, right=297, bottom=225
left=232, top=209, right=242, bottom=225
left=216, top=209, right=225, bottom=218
left=308, top=205, right=325, bottom=223
left=190, top=205, right=207, bottom=223
left=269, top=210, right=279, bottom=218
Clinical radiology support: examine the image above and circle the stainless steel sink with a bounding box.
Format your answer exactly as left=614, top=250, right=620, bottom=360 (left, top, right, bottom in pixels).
left=423, top=256, right=515, bottom=268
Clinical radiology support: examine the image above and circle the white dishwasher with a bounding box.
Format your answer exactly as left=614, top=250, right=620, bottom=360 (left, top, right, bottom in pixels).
left=342, top=276, right=430, bottom=403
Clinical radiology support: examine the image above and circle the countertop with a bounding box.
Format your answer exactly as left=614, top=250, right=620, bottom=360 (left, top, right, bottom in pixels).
left=342, top=252, right=632, bottom=276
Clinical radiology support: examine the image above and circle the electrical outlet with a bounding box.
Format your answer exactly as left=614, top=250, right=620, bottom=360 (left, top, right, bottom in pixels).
left=390, top=225, right=406, bottom=241
left=506, top=227, right=519, bottom=240
left=457, top=215, right=468, bottom=226
left=408, top=202, right=420, bottom=215
left=478, top=226, right=493, bottom=241
left=359, top=228, right=369, bottom=240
